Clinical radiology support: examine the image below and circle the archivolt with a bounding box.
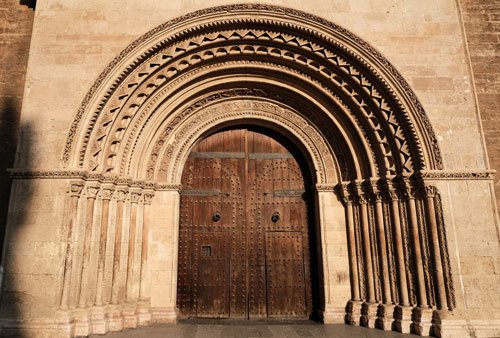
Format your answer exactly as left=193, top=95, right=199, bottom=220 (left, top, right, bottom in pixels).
left=63, top=4, right=443, bottom=181
left=57, top=6, right=457, bottom=334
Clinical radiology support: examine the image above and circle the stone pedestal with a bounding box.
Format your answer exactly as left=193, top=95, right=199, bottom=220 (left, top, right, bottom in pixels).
left=393, top=305, right=413, bottom=333
left=151, top=307, right=178, bottom=324
left=91, top=306, right=109, bottom=334
left=122, top=303, right=138, bottom=329
left=360, top=302, right=378, bottom=328
left=375, top=304, right=394, bottom=330
left=137, top=300, right=152, bottom=326
left=410, top=307, right=433, bottom=336
left=345, top=300, right=363, bottom=325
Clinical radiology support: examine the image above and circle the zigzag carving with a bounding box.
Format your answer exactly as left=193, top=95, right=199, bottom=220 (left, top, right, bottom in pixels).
left=63, top=4, right=443, bottom=179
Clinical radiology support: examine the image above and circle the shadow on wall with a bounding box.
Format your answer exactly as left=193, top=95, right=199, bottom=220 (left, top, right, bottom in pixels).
left=0, top=96, right=19, bottom=265
left=19, top=0, right=36, bottom=9
left=0, top=120, right=33, bottom=338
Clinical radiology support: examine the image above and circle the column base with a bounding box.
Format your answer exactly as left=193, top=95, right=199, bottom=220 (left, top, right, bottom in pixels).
left=137, top=300, right=152, bottom=326
left=122, top=303, right=138, bottom=329
left=375, top=304, right=394, bottom=330
left=322, top=306, right=347, bottom=324
left=344, top=300, right=362, bottom=325
left=151, top=307, right=178, bottom=324
left=410, top=307, right=433, bottom=336
left=393, top=305, right=413, bottom=333
left=360, top=302, right=378, bottom=328
left=90, top=305, right=109, bottom=334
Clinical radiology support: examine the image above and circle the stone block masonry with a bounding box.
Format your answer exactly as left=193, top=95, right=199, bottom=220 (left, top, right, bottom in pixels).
left=0, top=0, right=35, bottom=261
left=459, top=0, right=500, bottom=214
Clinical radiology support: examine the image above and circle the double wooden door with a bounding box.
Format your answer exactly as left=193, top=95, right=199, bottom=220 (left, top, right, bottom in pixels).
left=177, top=127, right=313, bottom=318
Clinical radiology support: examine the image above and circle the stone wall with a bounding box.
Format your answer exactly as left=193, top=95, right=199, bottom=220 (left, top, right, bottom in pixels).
left=0, top=0, right=35, bottom=260
left=459, top=0, right=500, bottom=213
left=1, top=1, right=499, bottom=337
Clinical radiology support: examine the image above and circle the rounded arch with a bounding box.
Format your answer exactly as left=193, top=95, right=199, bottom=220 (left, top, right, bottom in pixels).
left=147, top=99, right=338, bottom=185
left=62, top=4, right=443, bottom=181
left=54, top=6, right=458, bottom=334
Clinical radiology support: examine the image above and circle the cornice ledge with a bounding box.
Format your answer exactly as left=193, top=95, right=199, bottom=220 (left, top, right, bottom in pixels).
left=416, top=170, right=495, bottom=181
left=9, top=169, right=89, bottom=179
left=8, top=169, right=166, bottom=189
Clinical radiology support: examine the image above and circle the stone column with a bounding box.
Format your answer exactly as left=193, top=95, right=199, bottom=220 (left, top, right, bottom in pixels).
left=60, top=181, right=84, bottom=309
left=401, top=179, right=427, bottom=308
left=95, top=184, right=114, bottom=306
left=139, top=190, right=155, bottom=300
left=356, top=182, right=375, bottom=303
left=339, top=184, right=360, bottom=301
left=385, top=181, right=409, bottom=306
left=126, top=188, right=142, bottom=302
left=370, top=180, right=394, bottom=331
left=370, top=181, right=391, bottom=304
left=111, top=186, right=128, bottom=305
left=421, top=185, right=447, bottom=310
left=78, top=183, right=100, bottom=308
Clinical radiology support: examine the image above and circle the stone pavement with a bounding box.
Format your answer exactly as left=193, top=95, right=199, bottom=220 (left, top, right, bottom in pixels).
left=89, top=319, right=414, bottom=337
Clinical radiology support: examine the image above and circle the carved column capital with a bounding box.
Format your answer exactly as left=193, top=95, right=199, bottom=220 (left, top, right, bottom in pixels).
left=130, top=188, right=143, bottom=204
left=420, top=184, right=437, bottom=198
left=336, top=183, right=354, bottom=206
left=86, top=184, right=100, bottom=200
left=383, top=180, right=400, bottom=202
left=355, top=182, right=369, bottom=205
left=368, top=179, right=384, bottom=203
left=101, top=184, right=115, bottom=201
left=115, top=186, right=129, bottom=202
left=143, top=190, right=155, bottom=205
left=69, top=181, right=85, bottom=198
left=397, top=178, right=417, bottom=200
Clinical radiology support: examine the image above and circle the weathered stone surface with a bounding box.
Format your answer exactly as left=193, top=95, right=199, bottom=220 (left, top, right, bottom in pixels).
left=0, top=1, right=498, bottom=338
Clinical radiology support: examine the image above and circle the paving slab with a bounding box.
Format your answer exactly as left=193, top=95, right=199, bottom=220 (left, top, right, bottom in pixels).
left=89, top=320, right=415, bottom=338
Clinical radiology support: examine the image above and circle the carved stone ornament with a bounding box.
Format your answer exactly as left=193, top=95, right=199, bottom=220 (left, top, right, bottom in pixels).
left=62, top=4, right=445, bottom=183
left=115, top=187, right=129, bottom=202
left=101, top=185, right=115, bottom=200
left=86, top=185, right=100, bottom=199
left=129, top=189, right=142, bottom=204
left=69, top=181, right=85, bottom=197
left=153, top=99, right=336, bottom=185
left=142, top=190, right=155, bottom=205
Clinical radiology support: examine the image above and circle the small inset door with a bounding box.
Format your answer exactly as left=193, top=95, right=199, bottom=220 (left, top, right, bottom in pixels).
left=177, top=127, right=314, bottom=319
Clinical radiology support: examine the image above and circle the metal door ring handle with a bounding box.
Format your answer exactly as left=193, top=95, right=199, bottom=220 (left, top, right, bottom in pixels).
left=271, top=212, right=280, bottom=223
left=212, top=212, right=221, bottom=222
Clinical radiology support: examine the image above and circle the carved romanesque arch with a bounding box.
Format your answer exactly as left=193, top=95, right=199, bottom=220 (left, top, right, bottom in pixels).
left=56, top=5, right=456, bottom=337
left=63, top=4, right=443, bottom=180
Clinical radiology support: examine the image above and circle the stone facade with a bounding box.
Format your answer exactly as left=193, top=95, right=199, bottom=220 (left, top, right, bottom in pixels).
left=0, top=1, right=498, bottom=338
left=0, top=0, right=35, bottom=262
left=459, top=0, right=500, bottom=213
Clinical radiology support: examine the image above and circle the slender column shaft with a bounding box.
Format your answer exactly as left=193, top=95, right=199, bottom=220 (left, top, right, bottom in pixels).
left=423, top=186, right=447, bottom=309
left=373, top=194, right=391, bottom=304
left=346, top=202, right=360, bottom=300
left=78, top=184, right=100, bottom=308
left=139, top=191, right=154, bottom=299
left=95, top=185, right=114, bottom=306
left=112, top=187, right=128, bottom=304
left=60, top=181, right=84, bottom=309
left=358, top=193, right=375, bottom=302
left=386, top=183, right=409, bottom=306
left=406, top=189, right=428, bottom=308
left=126, top=189, right=142, bottom=301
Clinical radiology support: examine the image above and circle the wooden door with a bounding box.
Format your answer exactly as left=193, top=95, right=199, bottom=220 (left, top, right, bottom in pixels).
left=177, top=127, right=313, bottom=318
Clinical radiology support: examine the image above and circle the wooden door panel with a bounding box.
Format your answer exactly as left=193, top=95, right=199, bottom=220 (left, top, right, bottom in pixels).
left=266, top=232, right=306, bottom=316
left=193, top=232, right=230, bottom=317
left=178, top=127, right=312, bottom=319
